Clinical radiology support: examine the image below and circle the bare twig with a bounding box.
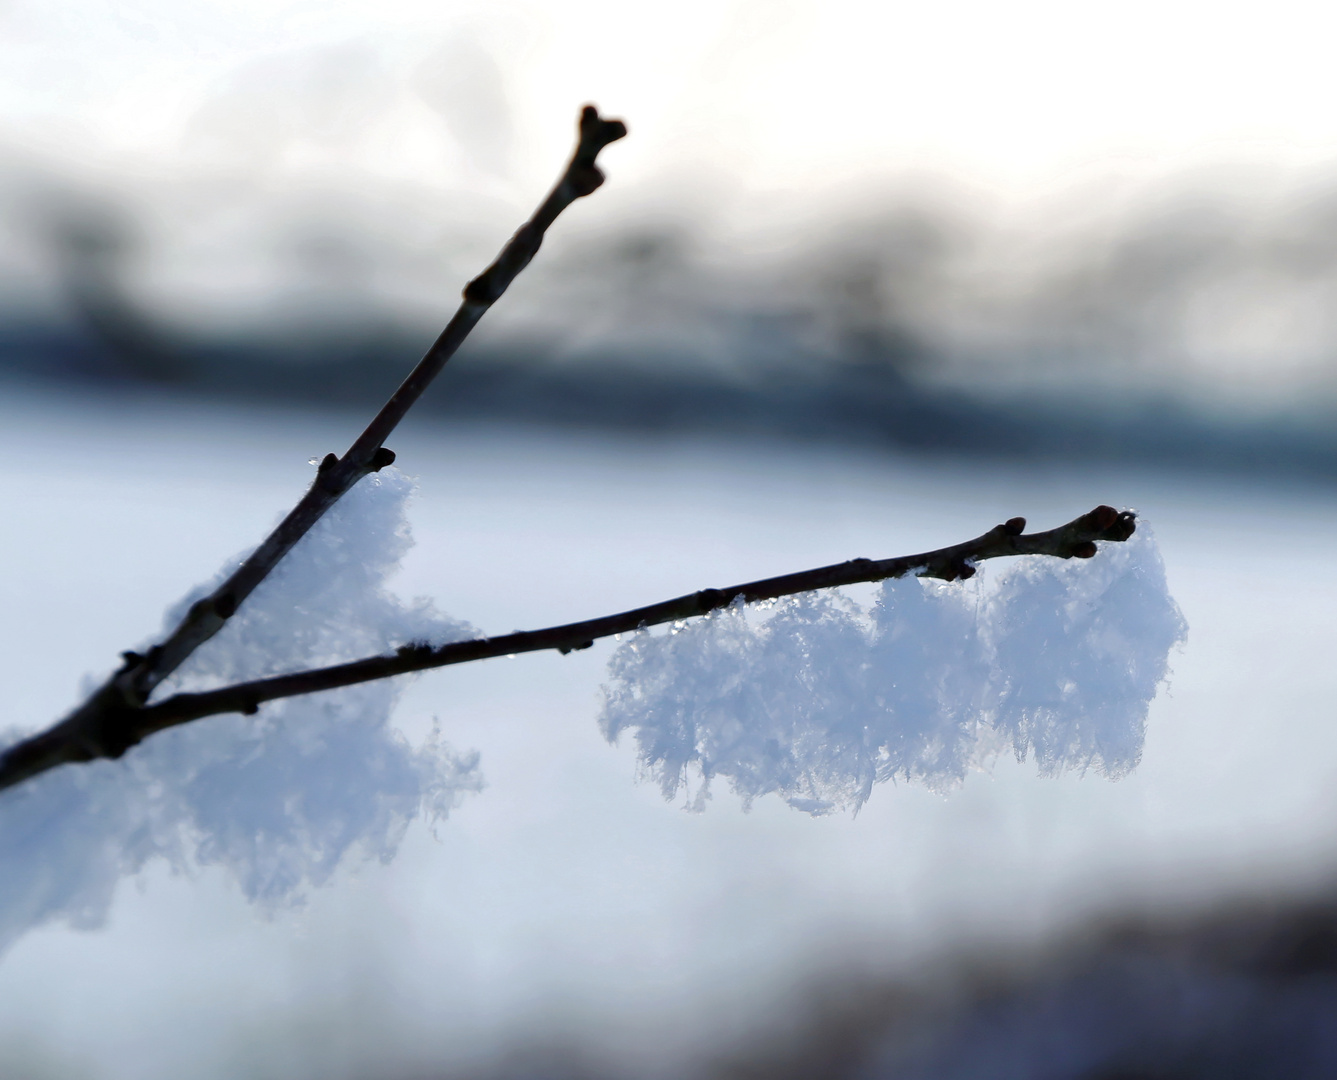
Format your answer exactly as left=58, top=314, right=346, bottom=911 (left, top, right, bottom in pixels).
left=134, top=105, right=628, bottom=700
left=0, top=106, right=626, bottom=792
left=0, top=506, right=1135, bottom=792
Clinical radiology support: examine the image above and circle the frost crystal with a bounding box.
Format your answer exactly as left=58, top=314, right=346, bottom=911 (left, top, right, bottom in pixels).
left=600, top=525, right=1186, bottom=814
left=0, top=468, right=482, bottom=953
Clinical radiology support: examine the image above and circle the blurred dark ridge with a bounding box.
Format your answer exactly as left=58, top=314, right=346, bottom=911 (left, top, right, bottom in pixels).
left=3, top=319, right=1336, bottom=481
left=709, top=892, right=1337, bottom=1080
left=388, top=889, right=1337, bottom=1080
left=10, top=171, right=1337, bottom=478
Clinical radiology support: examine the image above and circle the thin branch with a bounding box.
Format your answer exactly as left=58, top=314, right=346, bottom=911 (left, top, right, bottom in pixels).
left=132, top=105, right=628, bottom=701
left=1, top=106, right=626, bottom=785
left=0, top=506, right=1135, bottom=793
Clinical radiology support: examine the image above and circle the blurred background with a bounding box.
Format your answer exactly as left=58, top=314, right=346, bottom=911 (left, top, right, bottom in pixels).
left=7, top=0, right=1337, bottom=466
left=3, top=0, right=1337, bottom=1076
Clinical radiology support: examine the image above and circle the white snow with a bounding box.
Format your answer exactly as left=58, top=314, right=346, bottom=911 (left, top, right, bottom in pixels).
left=602, top=528, right=1185, bottom=814
left=0, top=465, right=481, bottom=951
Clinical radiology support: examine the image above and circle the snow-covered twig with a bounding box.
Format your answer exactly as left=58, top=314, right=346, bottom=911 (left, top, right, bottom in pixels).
left=0, top=105, right=627, bottom=794
left=0, top=505, right=1135, bottom=785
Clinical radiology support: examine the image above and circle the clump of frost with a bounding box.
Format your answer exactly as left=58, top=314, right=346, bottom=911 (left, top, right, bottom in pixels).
left=0, top=467, right=482, bottom=954
left=601, top=523, right=1186, bottom=815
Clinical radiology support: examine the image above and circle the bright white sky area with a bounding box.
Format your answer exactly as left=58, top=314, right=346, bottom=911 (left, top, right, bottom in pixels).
left=3, top=0, right=1337, bottom=197
left=5, top=0, right=1337, bottom=400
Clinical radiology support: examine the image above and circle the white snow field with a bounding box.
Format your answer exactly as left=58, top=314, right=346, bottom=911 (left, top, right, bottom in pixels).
left=0, top=382, right=1333, bottom=1079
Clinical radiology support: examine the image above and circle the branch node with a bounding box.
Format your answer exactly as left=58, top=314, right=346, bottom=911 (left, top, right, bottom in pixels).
left=569, top=167, right=604, bottom=197
left=1070, top=541, right=1099, bottom=559
left=80, top=689, right=144, bottom=759
left=1003, top=516, right=1027, bottom=536
left=317, top=453, right=338, bottom=474
left=370, top=447, right=396, bottom=472
left=1079, top=506, right=1136, bottom=542
left=921, top=554, right=976, bottom=582
left=213, top=592, right=237, bottom=619
left=1109, top=510, right=1138, bottom=541
left=463, top=274, right=498, bottom=305
left=1087, top=505, right=1118, bottom=529
left=695, top=588, right=727, bottom=613
left=576, top=105, right=628, bottom=162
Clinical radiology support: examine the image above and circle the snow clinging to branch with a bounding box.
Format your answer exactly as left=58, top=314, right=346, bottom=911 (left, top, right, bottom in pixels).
left=600, top=525, right=1186, bottom=814
left=0, top=469, right=482, bottom=953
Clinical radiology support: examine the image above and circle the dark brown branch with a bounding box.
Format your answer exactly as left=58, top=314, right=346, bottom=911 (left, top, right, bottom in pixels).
left=0, top=506, right=1134, bottom=792
left=133, top=105, right=626, bottom=701
left=2, top=106, right=626, bottom=789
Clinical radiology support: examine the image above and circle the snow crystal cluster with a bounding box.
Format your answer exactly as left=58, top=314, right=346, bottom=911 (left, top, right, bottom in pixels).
left=601, top=525, right=1186, bottom=814
left=0, top=468, right=481, bottom=954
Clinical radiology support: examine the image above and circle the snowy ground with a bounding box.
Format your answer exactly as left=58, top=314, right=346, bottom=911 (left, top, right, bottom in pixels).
left=0, top=382, right=1335, bottom=1079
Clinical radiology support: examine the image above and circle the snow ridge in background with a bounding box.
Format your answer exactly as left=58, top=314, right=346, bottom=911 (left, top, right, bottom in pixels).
left=0, top=468, right=481, bottom=953
left=601, top=525, right=1186, bottom=814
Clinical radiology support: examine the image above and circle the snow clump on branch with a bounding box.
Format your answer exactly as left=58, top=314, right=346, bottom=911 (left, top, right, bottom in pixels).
left=600, top=525, right=1186, bottom=814
left=0, top=468, right=481, bottom=954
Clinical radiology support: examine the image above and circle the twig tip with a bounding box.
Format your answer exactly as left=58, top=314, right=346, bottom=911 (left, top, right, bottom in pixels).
left=579, top=104, right=628, bottom=147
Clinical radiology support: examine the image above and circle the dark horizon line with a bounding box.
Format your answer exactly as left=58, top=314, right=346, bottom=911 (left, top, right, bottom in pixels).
left=3, top=321, right=1336, bottom=483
